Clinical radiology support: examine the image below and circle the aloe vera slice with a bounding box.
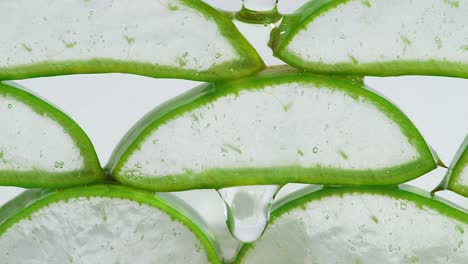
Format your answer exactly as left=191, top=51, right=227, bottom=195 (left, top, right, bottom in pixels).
left=436, top=135, right=468, bottom=197
left=0, top=0, right=264, bottom=81
left=108, top=67, right=437, bottom=191
left=0, top=184, right=221, bottom=263
left=0, top=82, right=103, bottom=187
left=270, top=0, right=468, bottom=78
left=235, top=186, right=468, bottom=263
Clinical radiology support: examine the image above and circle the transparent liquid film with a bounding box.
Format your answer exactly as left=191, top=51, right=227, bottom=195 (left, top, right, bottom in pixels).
left=217, top=185, right=280, bottom=243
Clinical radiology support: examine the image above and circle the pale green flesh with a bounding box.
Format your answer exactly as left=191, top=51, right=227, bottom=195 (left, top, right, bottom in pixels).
left=0, top=184, right=221, bottom=264
left=236, top=186, right=468, bottom=264
left=272, top=0, right=468, bottom=78
left=0, top=0, right=264, bottom=81
left=440, top=135, right=468, bottom=197
left=109, top=68, right=436, bottom=192
left=0, top=82, right=103, bottom=188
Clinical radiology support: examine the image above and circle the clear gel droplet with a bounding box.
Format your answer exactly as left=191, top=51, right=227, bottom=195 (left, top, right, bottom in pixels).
left=235, top=0, right=281, bottom=25
left=242, top=0, right=278, bottom=11
left=217, top=185, right=280, bottom=242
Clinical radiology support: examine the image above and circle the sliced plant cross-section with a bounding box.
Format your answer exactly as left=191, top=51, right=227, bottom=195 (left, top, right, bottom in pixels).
left=436, top=135, right=468, bottom=197
left=270, top=0, right=468, bottom=78
left=235, top=186, right=468, bottom=263
left=0, top=184, right=221, bottom=263
left=108, top=67, right=437, bottom=191
left=0, top=82, right=103, bottom=187
left=0, top=0, right=264, bottom=81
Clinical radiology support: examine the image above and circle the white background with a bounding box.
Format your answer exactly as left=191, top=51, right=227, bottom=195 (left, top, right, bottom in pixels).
left=1, top=1, right=467, bottom=261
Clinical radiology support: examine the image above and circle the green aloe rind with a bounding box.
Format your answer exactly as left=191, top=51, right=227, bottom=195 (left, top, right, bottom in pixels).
left=108, top=67, right=437, bottom=192
left=270, top=0, right=468, bottom=78
left=0, top=0, right=264, bottom=81
left=0, top=184, right=222, bottom=263
left=0, top=82, right=103, bottom=188
left=235, top=5, right=283, bottom=25
left=435, top=135, right=468, bottom=197
left=235, top=185, right=468, bottom=263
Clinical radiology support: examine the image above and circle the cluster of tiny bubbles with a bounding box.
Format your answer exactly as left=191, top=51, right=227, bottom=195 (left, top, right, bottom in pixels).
left=123, top=167, right=143, bottom=180
left=454, top=240, right=464, bottom=251
left=171, top=227, right=182, bottom=237
left=194, top=242, right=201, bottom=252
left=54, top=161, right=64, bottom=169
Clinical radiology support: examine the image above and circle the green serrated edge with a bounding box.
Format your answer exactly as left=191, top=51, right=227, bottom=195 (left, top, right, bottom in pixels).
left=107, top=66, right=436, bottom=192
left=0, top=82, right=104, bottom=188
left=0, top=184, right=222, bottom=264
left=235, top=185, right=468, bottom=263
left=270, top=0, right=468, bottom=78
left=0, top=0, right=264, bottom=82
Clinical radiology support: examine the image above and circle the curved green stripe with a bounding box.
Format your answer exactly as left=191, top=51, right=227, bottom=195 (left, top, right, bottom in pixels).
left=0, top=0, right=264, bottom=82
left=0, top=184, right=222, bottom=264
left=114, top=160, right=434, bottom=192
left=235, top=185, right=468, bottom=263
left=274, top=57, right=468, bottom=80
left=108, top=66, right=436, bottom=191
left=0, top=82, right=104, bottom=187
left=0, top=57, right=264, bottom=82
